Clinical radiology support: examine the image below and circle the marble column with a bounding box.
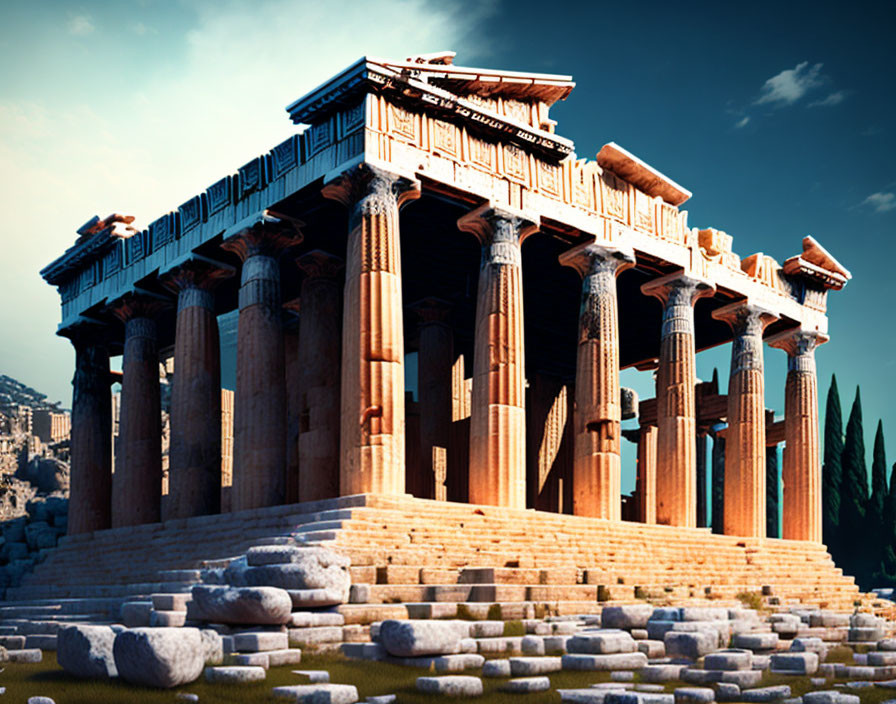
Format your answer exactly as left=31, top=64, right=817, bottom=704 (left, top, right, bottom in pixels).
left=283, top=300, right=301, bottom=505
left=696, top=431, right=709, bottom=527
left=641, top=272, right=715, bottom=527
left=711, top=428, right=726, bottom=534
left=636, top=425, right=658, bottom=524
left=64, top=324, right=112, bottom=535
left=323, top=165, right=420, bottom=496
left=458, top=205, right=538, bottom=509
left=766, top=441, right=779, bottom=538
left=411, top=298, right=454, bottom=501
left=296, top=251, right=344, bottom=502
left=559, top=242, right=635, bottom=519
left=713, top=300, right=778, bottom=538
left=768, top=328, right=824, bottom=542
left=222, top=213, right=302, bottom=511
left=161, top=259, right=232, bottom=520
left=109, top=294, right=166, bottom=527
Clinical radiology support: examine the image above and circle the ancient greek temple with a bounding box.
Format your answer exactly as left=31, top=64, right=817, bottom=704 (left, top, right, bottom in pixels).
left=42, top=52, right=850, bottom=547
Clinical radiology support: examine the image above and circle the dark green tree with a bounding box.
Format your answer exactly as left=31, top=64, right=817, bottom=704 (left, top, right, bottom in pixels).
left=822, top=375, right=843, bottom=554
left=870, top=421, right=888, bottom=564
left=886, top=462, right=896, bottom=550
left=839, top=386, right=869, bottom=585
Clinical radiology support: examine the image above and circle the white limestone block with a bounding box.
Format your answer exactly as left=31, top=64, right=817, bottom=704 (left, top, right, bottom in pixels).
left=201, top=629, right=223, bottom=665
left=509, top=655, right=562, bottom=675
left=272, top=683, right=359, bottom=703
left=415, top=675, right=483, bottom=697
left=483, top=659, right=511, bottom=677
left=57, top=625, right=117, bottom=679
left=232, top=631, right=288, bottom=652
left=191, top=585, right=292, bottom=625
left=770, top=652, right=818, bottom=675
left=664, top=631, right=718, bottom=660
left=704, top=649, right=753, bottom=671
left=113, top=627, right=204, bottom=688
left=561, top=652, right=648, bottom=670
left=378, top=619, right=470, bottom=657
left=204, top=665, right=266, bottom=684
left=501, top=676, right=551, bottom=692
left=674, top=687, right=716, bottom=704
left=567, top=630, right=638, bottom=654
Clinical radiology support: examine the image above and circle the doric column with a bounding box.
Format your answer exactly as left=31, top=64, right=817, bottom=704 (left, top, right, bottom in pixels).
left=282, top=298, right=301, bottom=505
left=410, top=298, right=454, bottom=500
left=160, top=258, right=232, bottom=520
left=296, top=250, right=344, bottom=502
left=768, top=328, right=825, bottom=542
left=641, top=272, right=715, bottom=527
left=458, top=205, right=538, bottom=509
left=222, top=212, right=302, bottom=511
left=766, top=440, right=779, bottom=538
left=713, top=300, right=778, bottom=538
left=711, top=427, right=726, bottom=534
left=636, top=425, right=657, bottom=524
left=696, top=431, right=708, bottom=527
left=109, top=293, right=166, bottom=527
left=63, top=323, right=112, bottom=535
left=559, top=242, right=635, bottom=519
left=323, top=165, right=420, bottom=495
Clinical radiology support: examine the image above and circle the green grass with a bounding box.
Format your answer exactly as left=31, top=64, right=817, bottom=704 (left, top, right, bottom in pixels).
left=2, top=649, right=894, bottom=704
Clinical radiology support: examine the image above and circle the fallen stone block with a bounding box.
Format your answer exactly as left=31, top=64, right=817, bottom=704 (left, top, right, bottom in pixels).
left=200, top=629, right=223, bottom=665
left=191, top=585, right=292, bottom=625
left=740, top=686, right=792, bottom=703
left=113, top=627, right=204, bottom=688
left=562, top=652, right=648, bottom=671
left=639, top=664, right=685, bottom=682
left=24, top=634, right=57, bottom=650
left=770, top=652, right=818, bottom=675
left=272, top=683, right=359, bottom=703
left=716, top=683, right=740, bottom=702
left=8, top=649, right=42, bottom=663
left=416, top=675, right=483, bottom=697
left=475, top=636, right=523, bottom=654
left=120, top=601, right=153, bottom=628
left=705, top=649, right=753, bottom=671
left=502, top=676, right=551, bottom=692
left=288, top=589, right=346, bottom=608
left=233, top=631, right=289, bottom=653
left=849, top=627, right=885, bottom=642
left=204, top=665, right=266, bottom=684
left=244, top=547, right=350, bottom=603
left=150, top=610, right=186, bottom=628
left=483, top=659, right=511, bottom=677
left=293, top=670, right=329, bottom=683
left=268, top=649, right=303, bottom=667
left=665, top=631, right=717, bottom=660
left=603, top=605, right=655, bottom=630
left=870, top=652, right=896, bottom=666
left=288, top=626, right=343, bottom=646
left=340, top=642, right=385, bottom=660
left=378, top=620, right=469, bottom=657
left=732, top=633, right=779, bottom=652
left=803, top=693, right=860, bottom=704
left=605, top=692, right=675, bottom=704
left=674, top=687, right=715, bottom=703
left=559, top=689, right=617, bottom=703
left=470, top=621, right=504, bottom=638
left=392, top=653, right=484, bottom=672
left=638, top=640, right=665, bottom=658
left=0, top=635, right=25, bottom=649
left=568, top=630, right=638, bottom=654
left=681, top=608, right=729, bottom=623
left=57, top=625, right=117, bottom=679
left=546, top=635, right=571, bottom=653
left=510, top=655, right=562, bottom=675
left=522, top=635, right=545, bottom=654
left=809, top=613, right=849, bottom=629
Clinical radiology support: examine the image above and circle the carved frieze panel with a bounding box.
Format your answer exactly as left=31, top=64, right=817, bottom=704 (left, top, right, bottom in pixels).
left=271, top=135, right=299, bottom=180
left=571, top=160, right=596, bottom=210
left=633, top=190, right=654, bottom=233
left=179, top=195, right=204, bottom=235
left=305, top=120, right=332, bottom=158
left=503, top=99, right=532, bottom=126
left=128, top=230, right=146, bottom=264
left=207, top=176, right=232, bottom=216
left=502, top=144, right=529, bottom=186
left=103, top=244, right=121, bottom=279
left=600, top=170, right=627, bottom=222
left=464, top=93, right=497, bottom=112
left=659, top=202, right=683, bottom=244
left=238, top=156, right=266, bottom=198
left=389, top=103, right=417, bottom=142
left=149, top=213, right=175, bottom=251
left=468, top=136, right=495, bottom=171
left=339, top=100, right=366, bottom=138
left=536, top=159, right=562, bottom=199
left=432, top=119, right=459, bottom=158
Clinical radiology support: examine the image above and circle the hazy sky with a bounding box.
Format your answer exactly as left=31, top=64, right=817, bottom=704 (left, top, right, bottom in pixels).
left=0, top=0, right=893, bottom=489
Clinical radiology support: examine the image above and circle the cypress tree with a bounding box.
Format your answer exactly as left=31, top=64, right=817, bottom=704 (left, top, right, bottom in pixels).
left=886, top=462, right=896, bottom=549
left=870, top=421, right=888, bottom=562
left=839, top=387, right=868, bottom=585
left=822, top=375, right=843, bottom=554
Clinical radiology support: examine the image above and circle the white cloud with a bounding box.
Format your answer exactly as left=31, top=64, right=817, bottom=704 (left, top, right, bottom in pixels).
left=0, top=0, right=497, bottom=405
left=734, top=116, right=750, bottom=129
left=755, top=61, right=823, bottom=106
left=809, top=90, right=845, bottom=108
left=67, top=14, right=94, bottom=36
left=862, top=192, right=896, bottom=213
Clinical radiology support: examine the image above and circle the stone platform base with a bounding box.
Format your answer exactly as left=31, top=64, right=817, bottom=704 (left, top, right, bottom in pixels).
left=2, top=494, right=862, bottom=627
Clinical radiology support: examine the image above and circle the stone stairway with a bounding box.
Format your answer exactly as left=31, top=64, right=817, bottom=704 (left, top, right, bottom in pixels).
left=0, top=493, right=864, bottom=630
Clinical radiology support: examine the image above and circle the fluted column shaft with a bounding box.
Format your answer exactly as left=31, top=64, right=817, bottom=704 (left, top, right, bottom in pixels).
left=714, top=301, right=777, bottom=538
left=642, top=272, right=715, bottom=527
left=560, top=242, right=634, bottom=519
left=283, top=305, right=301, bottom=504
left=770, top=329, right=823, bottom=542
left=413, top=299, right=454, bottom=500
left=111, top=297, right=164, bottom=527
left=66, top=329, right=112, bottom=534
left=459, top=206, right=537, bottom=508
left=222, top=214, right=301, bottom=511
left=296, top=251, right=344, bottom=502
left=636, top=425, right=657, bottom=524
left=323, top=166, right=420, bottom=496
left=163, top=261, right=231, bottom=519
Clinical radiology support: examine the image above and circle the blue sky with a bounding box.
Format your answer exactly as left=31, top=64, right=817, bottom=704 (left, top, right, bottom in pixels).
left=0, top=0, right=893, bottom=491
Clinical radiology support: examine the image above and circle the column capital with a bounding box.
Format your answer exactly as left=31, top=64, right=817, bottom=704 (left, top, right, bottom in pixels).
left=767, top=327, right=829, bottom=357
left=641, top=270, right=715, bottom=306
left=711, top=299, right=779, bottom=335
left=409, top=297, right=453, bottom=327
left=296, top=249, right=345, bottom=280
left=559, top=240, right=636, bottom=278
left=106, top=291, right=169, bottom=324
left=59, top=318, right=114, bottom=347
left=321, top=163, right=421, bottom=210
left=221, top=209, right=303, bottom=261
left=457, top=203, right=539, bottom=248
left=159, top=255, right=235, bottom=294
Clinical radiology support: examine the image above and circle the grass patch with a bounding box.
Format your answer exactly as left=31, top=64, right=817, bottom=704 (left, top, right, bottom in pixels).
left=502, top=620, right=525, bottom=637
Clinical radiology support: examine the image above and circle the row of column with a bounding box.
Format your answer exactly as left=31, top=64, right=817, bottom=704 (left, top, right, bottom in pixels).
left=65, top=162, right=823, bottom=544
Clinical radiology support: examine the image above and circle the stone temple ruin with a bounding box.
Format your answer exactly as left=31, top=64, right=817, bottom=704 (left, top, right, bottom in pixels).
left=3, top=52, right=883, bottom=698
